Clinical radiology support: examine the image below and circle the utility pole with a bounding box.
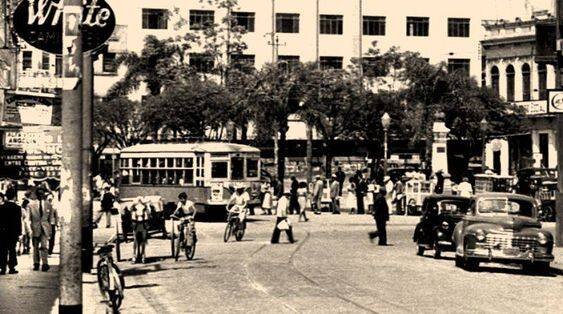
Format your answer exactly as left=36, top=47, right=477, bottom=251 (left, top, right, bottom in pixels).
left=81, top=51, right=93, bottom=272
left=59, top=0, right=83, bottom=312
left=271, top=0, right=275, bottom=62
left=555, top=0, right=563, bottom=246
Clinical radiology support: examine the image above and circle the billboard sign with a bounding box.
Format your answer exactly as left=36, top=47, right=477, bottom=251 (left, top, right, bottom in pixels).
left=12, top=0, right=116, bottom=54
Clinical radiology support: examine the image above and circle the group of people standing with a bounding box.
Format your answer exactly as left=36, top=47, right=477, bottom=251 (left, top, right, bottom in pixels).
left=0, top=184, right=58, bottom=274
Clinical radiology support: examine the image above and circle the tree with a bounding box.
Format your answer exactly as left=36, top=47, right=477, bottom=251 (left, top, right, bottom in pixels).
left=107, top=35, right=179, bottom=98
left=251, top=63, right=304, bottom=186
left=93, top=97, right=151, bottom=162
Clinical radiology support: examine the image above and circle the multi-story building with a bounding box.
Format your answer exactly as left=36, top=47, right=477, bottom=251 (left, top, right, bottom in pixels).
left=481, top=11, right=558, bottom=175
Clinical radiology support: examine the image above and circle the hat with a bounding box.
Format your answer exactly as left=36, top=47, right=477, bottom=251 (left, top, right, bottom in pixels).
left=235, top=183, right=246, bottom=190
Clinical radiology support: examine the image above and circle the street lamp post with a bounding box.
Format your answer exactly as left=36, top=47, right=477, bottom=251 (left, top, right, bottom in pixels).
left=381, top=112, right=391, bottom=177
left=480, top=118, right=489, bottom=172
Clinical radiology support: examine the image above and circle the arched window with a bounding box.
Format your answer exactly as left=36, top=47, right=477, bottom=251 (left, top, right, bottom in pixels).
left=522, top=63, right=531, bottom=101
left=506, top=64, right=515, bottom=101
left=538, top=63, right=547, bottom=100
left=491, top=66, right=499, bottom=96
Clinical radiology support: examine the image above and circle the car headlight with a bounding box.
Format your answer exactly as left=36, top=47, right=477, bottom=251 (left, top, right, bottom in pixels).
left=475, top=229, right=486, bottom=242
left=538, top=233, right=548, bottom=246
left=441, top=221, right=449, bottom=229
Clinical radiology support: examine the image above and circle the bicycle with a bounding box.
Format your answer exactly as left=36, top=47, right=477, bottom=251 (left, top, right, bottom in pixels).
left=96, top=243, right=125, bottom=312
left=223, top=208, right=246, bottom=242
left=171, top=215, right=196, bottom=261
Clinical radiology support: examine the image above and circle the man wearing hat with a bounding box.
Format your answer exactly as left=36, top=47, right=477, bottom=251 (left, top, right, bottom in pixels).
left=28, top=188, right=55, bottom=271
left=368, top=187, right=390, bottom=245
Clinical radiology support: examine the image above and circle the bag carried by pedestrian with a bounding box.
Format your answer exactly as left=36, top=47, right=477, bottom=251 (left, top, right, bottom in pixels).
left=277, top=219, right=290, bottom=230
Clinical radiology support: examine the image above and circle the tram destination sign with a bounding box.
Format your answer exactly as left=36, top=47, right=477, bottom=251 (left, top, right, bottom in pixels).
left=13, top=0, right=116, bottom=54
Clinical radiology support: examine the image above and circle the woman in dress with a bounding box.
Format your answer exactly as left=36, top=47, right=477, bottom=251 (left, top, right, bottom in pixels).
left=346, top=177, right=357, bottom=214
left=261, top=181, right=273, bottom=215
left=297, top=181, right=309, bottom=222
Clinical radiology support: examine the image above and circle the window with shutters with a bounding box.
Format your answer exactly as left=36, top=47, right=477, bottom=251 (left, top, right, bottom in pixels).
left=320, top=15, right=343, bottom=35
left=363, top=16, right=385, bottom=36
left=233, top=12, right=255, bottom=32
left=190, top=10, right=215, bottom=30
left=142, top=9, right=168, bottom=29
left=406, top=17, right=429, bottom=36
left=448, top=18, right=470, bottom=37
left=276, top=13, right=299, bottom=33
left=320, top=56, right=343, bottom=70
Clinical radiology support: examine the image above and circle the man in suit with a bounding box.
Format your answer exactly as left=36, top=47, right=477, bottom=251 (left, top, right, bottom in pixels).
left=329, top=175, right=341, bottom=214
left=0, top=190, right=22, bottom=274
left=368, top=188, right=390, bottom=245
left=28, top=188, right=55, bottom=271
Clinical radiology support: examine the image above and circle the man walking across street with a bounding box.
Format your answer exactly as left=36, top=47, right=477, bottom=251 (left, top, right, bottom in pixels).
left=271, top=192, right=295, bottom=244
left=289, top=176, right=299, bottom=215
left=330, top=175, right=341, bottom=214
left=368, top=188, right=390, bottom=245
left=0, top=190, right=22, bottom=274
left=28, top=188, right=55, bottom=271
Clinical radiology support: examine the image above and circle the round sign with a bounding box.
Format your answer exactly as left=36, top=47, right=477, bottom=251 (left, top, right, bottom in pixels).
left=13, top=0, right=116, bottom=55
left=550, top=91, right=563, bottom=112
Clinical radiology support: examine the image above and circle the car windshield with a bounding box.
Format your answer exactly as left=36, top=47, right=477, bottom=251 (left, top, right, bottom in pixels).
left=476, top=198, right=534, bottom=217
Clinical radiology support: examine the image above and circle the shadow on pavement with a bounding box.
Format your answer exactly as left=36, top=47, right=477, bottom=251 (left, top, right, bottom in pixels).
left=472, top=265, right=560, bottom=277
left=126, top=283, right=159, bottom=289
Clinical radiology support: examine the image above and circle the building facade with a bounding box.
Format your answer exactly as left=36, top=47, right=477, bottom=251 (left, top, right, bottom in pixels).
left=481, top=12, right=558, bottom=175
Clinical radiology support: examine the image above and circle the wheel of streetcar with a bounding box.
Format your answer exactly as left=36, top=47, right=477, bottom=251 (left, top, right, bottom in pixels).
left=417, top=245, right=424, bottom=256
left=223, top=222, right=232, bottom=242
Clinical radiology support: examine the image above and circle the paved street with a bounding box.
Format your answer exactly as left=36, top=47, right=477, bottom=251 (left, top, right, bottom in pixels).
left=84, top=214, right=563, bottom=313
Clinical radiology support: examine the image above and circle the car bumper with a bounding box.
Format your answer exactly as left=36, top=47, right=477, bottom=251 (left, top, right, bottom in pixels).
left=464, top=247, right=554, bottom=263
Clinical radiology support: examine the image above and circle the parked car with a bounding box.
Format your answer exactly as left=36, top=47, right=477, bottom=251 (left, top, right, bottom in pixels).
left=414, top=195, right=471, bottom=258
left=452, top=193, right=554, bottom=273
left=516, top=167, right=557, bottom=196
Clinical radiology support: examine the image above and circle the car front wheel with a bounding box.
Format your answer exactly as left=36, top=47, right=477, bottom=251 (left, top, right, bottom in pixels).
left=455, top=254, right=464, bottom=268
left=523, top=262, right=550, bottom=274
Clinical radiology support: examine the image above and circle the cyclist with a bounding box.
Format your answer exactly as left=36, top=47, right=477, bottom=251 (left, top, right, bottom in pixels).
left=171, top=192, right=197, bottom=245
left=226, top=184, right=248, bottom=227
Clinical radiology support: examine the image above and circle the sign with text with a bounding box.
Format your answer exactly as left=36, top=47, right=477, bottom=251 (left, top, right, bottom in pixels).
left=510, top=100, right=548, bottom=115
left=548, top=90, right=563, bottom=113
left=13, top=0, right=116, bottom=54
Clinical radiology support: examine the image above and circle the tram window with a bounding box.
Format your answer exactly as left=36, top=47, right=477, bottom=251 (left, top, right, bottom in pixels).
left=158, top=170, right=166, bottom=183
left=185, top=158, right=194, bottom=168
left=122, top=174, right=130, bottom=184
left=231, top=157, right=244, bottom=180
left=185, top=169, right=194, bottom=184
left=247, top=159, right=258, bottom=177
left=132, top=169, right=141, bottom=184
left=133, top=158, right=140, bottom=167
left=142, top=158, right=149, bottom=168
left=175, top=158, right=182, bottom=167
left=158, top=159, right=165, bottom=168
left=150, top=158, right=157, bottom=168
left=167, top=158, right=174, bottom=168
left=212, top=161, right=228, bottom=178
left=142, top=170, right=150, bottom=184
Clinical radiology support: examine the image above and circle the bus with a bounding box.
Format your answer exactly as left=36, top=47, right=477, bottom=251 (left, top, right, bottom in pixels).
left=118, top=142, right=262, bottom=214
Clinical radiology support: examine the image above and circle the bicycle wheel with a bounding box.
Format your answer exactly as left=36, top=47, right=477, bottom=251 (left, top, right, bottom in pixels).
left=185, top=241, right=196, bottom=260
left=96, top=260, right=110, bottom=299
left=108, top=263, right=125, bottom=311
left=223, top=222, right=232, bottom=242
left=235, top=224, right=245, bottom=241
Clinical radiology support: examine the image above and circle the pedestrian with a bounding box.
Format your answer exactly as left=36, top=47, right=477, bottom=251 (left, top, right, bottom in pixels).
left=366, top=180, right=376, bottom=214
left=271, top=192, right=295, bottom=244
left=28, top=188, right=55, bottom=271
left=345, top=177, right=357, bottom=214
left=261, top=182, right=273, bottom=215
left=457, top=177, right=473, bottom=198
left=329, top=175, right=341, bottom=214
left=47, top=194, right=59, bottom=255
left=335, top=166, right=346, bottom=196
left=434, top=170, right=445, bottom=194
left=375, top=160, right=385, bottom=186
left=289, top=176, right=299, bottom=215
left=355, top=171, right=367, bottom=214
left=130, top=197, right=151, bottom=264
left=95, top=185, right=115, bottom=228
left=297, top=181, right=309, bottom=222
left=312, top=175, right=324, bottom=214
left=0, top=190, right=22, bottom=274
left=19, top=191, right=32, bottom=255
left=368, top=188, right=390, bottom=245
left=393, top=178, right=405, bottom=215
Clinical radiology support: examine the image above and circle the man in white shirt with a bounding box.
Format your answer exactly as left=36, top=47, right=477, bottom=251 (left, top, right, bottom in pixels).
left=457, top=177, right=473, bottom=198
left=271, top=192, right=294, bottom=244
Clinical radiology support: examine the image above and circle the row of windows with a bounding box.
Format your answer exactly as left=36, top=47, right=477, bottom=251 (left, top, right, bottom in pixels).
left=490, top=63, right=543, bottom=101
left=141, top=9, right=470, bottom=38
left=22, top=51, right=117, bottom=74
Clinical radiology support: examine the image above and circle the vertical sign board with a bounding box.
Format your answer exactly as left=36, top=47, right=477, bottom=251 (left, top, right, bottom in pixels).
left=548, top=89, right=563, bottom=246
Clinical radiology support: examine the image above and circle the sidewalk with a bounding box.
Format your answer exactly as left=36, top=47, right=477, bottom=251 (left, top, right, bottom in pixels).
left=0, top=250, right=59, bottom=314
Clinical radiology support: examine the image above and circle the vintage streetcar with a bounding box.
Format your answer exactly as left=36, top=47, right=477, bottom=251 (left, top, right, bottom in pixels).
left=118, top=142, right=262, bottom=216
left=453, top=193, right=554, bottom=273
left=414, top=195, right=471, bottom=258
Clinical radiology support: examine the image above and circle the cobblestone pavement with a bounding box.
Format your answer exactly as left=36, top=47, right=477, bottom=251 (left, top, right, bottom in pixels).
left=83, top=214, right=563, bottom=314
